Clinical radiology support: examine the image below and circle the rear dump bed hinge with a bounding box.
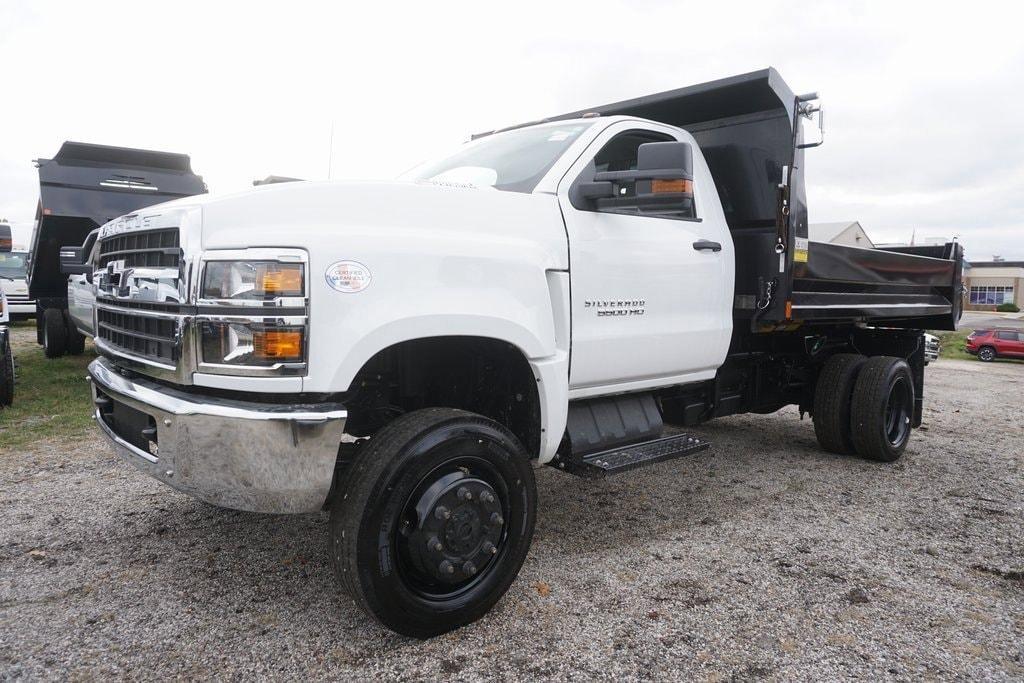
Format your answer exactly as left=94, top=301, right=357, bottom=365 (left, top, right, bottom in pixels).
left=559, top=432, right=711, bottom=478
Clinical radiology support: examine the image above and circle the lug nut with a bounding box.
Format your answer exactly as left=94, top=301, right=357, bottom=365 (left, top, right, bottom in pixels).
left=434, top=506, right=451, bottom=521
left=457, top=487, right=473, bottom=501
left=490, top=512, right=504, bottom=526
left=428, top=536, right=443, bottom=552
left=463, top=561, right=477, bottom=575
left=439, top=560, right=455, bottom=575
left=482, top=541, right=497, bottom=555
left=480, top=491, right=495, bottom=504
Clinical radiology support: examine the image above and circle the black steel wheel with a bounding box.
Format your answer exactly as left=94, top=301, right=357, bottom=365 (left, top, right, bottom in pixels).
left=42, top=308, right=67, bottom=359
left=977, top=346, right=996, bottom=362
left=329, top=408, right=536, bottom=638
left=850, top=356, right=915, bottom=462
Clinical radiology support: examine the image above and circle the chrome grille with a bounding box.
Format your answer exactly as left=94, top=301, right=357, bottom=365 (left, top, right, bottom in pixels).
left=95, top=226, right=184, bottom=371
left=98, top=228, right=180, bottom=269
left=97, top=309, right=179, bottom=364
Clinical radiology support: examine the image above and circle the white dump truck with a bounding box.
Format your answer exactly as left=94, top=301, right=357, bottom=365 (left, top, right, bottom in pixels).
left=74, top=69, right=963, bottom=637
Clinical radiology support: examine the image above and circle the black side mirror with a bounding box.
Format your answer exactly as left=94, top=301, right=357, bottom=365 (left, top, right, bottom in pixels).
left=60, top=246, right=92, bottom=275
left=0, top=224, right=11, bottom=253
left=582, top=141, right=696, bottom=216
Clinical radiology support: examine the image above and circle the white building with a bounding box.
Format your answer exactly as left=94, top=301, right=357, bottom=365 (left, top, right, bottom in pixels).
left=808, top=221, right=875, bottom=248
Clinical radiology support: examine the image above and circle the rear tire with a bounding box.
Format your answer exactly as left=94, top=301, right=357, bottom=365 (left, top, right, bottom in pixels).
left=850, top=356, right=915, bottom=462
left=0, top=339, right=13, bottom=407
left=813, top=353, right=867, bottom=454
left=43, top=308, right=67, bottom=359
left=977, top=346, right=996, bottom=362
left=329, top=408, right=537, bottom=638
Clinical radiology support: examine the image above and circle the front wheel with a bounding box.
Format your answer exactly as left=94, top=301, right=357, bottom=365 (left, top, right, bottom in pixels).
left=329, top=408, right=537, bottom=638
left=0, top=339, right=13, bottom=407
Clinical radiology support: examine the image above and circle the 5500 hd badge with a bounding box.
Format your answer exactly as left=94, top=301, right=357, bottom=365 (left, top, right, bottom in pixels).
left=584, top=299, right=646, bottom=317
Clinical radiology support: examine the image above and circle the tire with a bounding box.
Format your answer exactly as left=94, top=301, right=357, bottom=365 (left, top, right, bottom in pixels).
left=65, top=327, right=86, bottom=355
left=43, top=308, right=68, bottom=359
left=812, top=353, right=867, bottom=454
left=850, top=356, right=915, bottom=462
left=977, top=346, right=996, bottom=362
left=329, top=407, right=537, bottom=638
left=0, top=340, right=13, bottom=407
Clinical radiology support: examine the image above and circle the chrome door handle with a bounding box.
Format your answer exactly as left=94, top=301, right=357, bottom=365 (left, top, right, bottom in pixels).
left=693, top=240, right=722, bottom=252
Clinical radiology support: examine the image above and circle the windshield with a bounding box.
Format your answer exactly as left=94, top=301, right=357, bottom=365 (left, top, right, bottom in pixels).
left=403, top=121, right=593, bottom=193
left=0, top=252, right=28, bottom=279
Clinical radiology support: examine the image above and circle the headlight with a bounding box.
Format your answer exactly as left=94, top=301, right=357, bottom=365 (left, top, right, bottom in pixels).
left=200, top=321, right=305, bottom=366
left=202, top=261, right=304, bottom=300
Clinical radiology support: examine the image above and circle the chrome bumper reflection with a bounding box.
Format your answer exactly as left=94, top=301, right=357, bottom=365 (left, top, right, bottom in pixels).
left=88, top=357, right=346, bottom=513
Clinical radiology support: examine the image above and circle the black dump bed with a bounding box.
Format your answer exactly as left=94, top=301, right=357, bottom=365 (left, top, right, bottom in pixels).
left=27, top=142, right=207, bottom=299
left=490, top=68, right=963, bottom=332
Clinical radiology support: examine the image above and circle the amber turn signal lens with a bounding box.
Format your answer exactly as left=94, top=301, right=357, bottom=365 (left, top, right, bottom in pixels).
left=651, top=178, right=693, bottom=194
left=254, top=330, right=304, bottom=361
left=257, top=264, right=304, bottom=296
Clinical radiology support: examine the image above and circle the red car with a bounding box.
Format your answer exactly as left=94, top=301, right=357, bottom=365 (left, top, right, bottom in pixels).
left=965, top=328, right=1024, bottom=361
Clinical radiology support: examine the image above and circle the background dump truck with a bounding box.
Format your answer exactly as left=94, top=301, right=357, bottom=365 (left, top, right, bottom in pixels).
left=27, top=141, right=207, bottom=358
left=80, top=69, right=963, bottom=637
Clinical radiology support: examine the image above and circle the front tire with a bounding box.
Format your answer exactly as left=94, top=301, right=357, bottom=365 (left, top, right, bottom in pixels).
left=329, top=408, right=537, bottom=638
left=850, top=356, right=915, bottom=462
left=43, top=308, right=67, bottom=359
left=977, top=346, right=996, bottom=362
left=65, top=326, right=86, bottom=355
left=0, top=339, right=13, bottom=407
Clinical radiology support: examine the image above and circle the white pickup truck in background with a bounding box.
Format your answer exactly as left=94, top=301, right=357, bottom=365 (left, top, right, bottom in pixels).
left=73, top=69, right=963, bottom=637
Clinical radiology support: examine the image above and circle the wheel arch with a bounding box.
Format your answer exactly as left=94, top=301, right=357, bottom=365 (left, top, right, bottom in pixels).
left=341, top=333, right=567, bottom=462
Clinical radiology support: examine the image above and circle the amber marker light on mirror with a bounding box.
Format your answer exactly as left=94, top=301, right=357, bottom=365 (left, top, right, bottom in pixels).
left=651, top=179, right=693, bottom=194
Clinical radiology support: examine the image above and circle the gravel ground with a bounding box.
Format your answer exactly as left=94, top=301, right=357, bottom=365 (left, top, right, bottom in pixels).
left=1, top=350, right=1022, bottom=680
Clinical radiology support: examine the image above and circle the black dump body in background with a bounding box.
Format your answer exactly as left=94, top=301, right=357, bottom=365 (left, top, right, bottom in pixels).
left=27, top=142, right=207, bottom=300
left=486, top=68, right=963, bottom=332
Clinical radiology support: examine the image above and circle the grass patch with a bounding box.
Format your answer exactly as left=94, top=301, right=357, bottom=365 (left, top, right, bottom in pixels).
left=934, top=328, right=975, bottom=361
left=0, top=322, right=97, bottom=452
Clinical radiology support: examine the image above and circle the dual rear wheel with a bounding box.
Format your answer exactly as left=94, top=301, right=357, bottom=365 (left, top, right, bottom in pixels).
left=813, top=354, right=915, bottom=462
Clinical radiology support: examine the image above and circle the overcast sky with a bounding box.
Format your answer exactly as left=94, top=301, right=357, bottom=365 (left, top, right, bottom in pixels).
left=2, top=1, right=1022, bottom=259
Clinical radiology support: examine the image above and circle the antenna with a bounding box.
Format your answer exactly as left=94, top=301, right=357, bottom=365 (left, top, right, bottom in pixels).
left=327, top=121, right=335, bottom=180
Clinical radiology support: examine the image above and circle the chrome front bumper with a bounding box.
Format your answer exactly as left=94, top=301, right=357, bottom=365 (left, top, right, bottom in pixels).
left=88, top=357, right=346, bottom=513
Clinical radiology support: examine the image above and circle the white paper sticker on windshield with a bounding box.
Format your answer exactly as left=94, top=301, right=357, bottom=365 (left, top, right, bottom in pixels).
left=547, top=130, right=574, bottom=141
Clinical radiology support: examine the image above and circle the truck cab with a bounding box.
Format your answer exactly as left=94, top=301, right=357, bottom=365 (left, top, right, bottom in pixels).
left=0, top=233, right=33, bottom=322
left=82, top=69, right=962, bottom=637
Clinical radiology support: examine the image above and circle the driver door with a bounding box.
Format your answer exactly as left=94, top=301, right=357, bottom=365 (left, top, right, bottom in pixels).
left=557, top=122, right=732, bottom=396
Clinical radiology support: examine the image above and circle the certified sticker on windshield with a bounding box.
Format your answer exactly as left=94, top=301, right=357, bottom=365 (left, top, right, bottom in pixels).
left=325, top=261, right=372, bottom=293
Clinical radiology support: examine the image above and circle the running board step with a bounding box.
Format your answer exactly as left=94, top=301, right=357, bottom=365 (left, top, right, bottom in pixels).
left=560, top=433, right=710, bottom=477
